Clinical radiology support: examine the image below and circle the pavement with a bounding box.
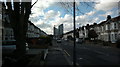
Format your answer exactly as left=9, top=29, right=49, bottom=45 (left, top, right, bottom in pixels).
left=44, top=40, right=72, bottom=66
left=2, top=40, right=72, bottom=67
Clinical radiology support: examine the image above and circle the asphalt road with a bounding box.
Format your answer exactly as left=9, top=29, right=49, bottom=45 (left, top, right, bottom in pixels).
left=57, top=40, right=120, bottom=66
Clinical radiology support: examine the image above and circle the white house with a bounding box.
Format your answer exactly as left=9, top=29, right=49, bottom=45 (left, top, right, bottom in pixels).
left=79, top=27, right=84, bottom=39
left=63, top=30, right=74, bottom=40
left=107, top=16, right=120, bottom=43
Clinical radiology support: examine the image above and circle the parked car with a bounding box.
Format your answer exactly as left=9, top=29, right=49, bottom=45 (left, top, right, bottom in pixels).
left=57, top=39, right=61, bottom=43
left=76, top=38, right=83, bottom=44
left=64, top=39, right=67, bottom=41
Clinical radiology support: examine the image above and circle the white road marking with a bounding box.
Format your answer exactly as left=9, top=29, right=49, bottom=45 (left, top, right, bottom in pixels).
left=64, top=50, right=70, bottom=57
left=62, top=50, right=73, bottom=65
left=79, top=58, right=83, bottom=60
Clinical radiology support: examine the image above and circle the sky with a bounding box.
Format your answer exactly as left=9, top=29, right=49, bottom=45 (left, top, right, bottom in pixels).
left=29, top=0, right=120, bottom=35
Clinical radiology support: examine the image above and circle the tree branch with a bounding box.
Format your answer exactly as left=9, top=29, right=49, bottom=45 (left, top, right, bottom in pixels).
left=31, top=0, right=38, bottom=8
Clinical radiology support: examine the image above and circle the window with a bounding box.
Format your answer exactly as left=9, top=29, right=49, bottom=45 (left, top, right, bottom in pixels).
left=101, top=26, right=103, bottom=32
left=106, top=25, right=108, bottom=30
left=112, top=23, right=114, bottom=30
left=114, top=23, right=118, bottom=29
left=115, top=34, right=117, bottom=40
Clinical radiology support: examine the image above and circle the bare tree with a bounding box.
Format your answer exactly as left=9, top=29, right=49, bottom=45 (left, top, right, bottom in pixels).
left=58, top=2, right=95, bottom=15
left=5, top=0, right=38, bottom=57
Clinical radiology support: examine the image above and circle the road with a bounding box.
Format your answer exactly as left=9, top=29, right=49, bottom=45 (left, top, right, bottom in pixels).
left=56, top=39, right=120, bottom=66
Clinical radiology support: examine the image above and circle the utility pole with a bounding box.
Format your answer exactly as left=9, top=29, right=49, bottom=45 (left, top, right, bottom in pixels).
left=73, top=0, right=76, bottom=67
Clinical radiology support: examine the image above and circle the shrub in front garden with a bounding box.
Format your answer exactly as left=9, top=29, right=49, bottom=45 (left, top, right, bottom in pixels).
left=116, top=39, right=120, bottom=48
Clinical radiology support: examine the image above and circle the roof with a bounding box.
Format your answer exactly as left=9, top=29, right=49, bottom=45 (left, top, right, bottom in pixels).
left=98, top=16, right=120, bottom=25
left=64, top=30, right=74, bottom=35
left=98, top=21, right=106, bottom=26
left=111, top=16, right=120, bottom=22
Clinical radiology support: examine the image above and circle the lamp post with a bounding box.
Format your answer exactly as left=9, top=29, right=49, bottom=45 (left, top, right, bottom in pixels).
left=73, top=0, right=76, bottom=67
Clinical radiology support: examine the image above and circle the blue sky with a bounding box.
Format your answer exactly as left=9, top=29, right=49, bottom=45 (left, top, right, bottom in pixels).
left=29, top=0, right=120, bottom=35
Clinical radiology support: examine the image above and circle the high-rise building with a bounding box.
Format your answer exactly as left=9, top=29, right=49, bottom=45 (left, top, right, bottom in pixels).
left=58, top=24, right=63, bottom=36
left=54, top=24, right=63, bottom=38
left=53, top=26, right=58, bottom=39
left=53, top=24, right=63, bottom=39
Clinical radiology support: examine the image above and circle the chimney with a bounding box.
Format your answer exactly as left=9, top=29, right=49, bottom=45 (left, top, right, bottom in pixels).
left=107, top=15, right=111, bottom=21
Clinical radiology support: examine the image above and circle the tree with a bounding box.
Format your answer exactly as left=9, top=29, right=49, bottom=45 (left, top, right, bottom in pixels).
left=67, top=35, right=72, bottom=40
left=76, top=29, right=79, bottom=38
left=88, top=29, right=98, bottom=40
left=5, top=0, right=38, bottom=57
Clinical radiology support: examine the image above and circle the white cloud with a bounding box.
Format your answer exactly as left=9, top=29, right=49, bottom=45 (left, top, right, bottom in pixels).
left=98, top=0, right=120, bottom=2
left=62, top=14, right=73, bottom=33
left=30, top=0, right=56, bottom=22
left=94, top=1, right=118, bottom=11
left=99, top=11, right=113, bottom=17
left=90, top=17, right=99, bottom=24
left=75, top=11, right=96, bottom=27
left=76, top=15, right=87, bottom=26
left=44, top=10, right=60, bottom=20
left=64, top=23, right=73, bottom=33
left=85, top=11, right=95, bottom=16
left=41, top=27, right=53, bottom=34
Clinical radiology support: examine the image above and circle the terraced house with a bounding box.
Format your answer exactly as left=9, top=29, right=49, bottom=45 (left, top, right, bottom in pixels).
left=103, top=16, right=120, bottom=43
left=63, top=15, right=120, bottom=43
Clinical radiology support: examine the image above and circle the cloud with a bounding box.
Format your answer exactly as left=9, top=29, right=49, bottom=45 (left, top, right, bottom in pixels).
left=76, top=15, right=87, bottom=26
left=30, top=0, right=56, bottom=22
left=41, top=27, right=53, bottom=35
left=98, top=0, right=120, bottom=2
left=44, top=10, right=60, bottom=21
left=62, top=14, right=73, bottom=33
left=89, top=17, right=99, bottom=24
left=94, top=0, right=118, bottom=11
left=99, top=11, right=113, bottom=17
left=64, top=23, right=73, bottom=33
left=75, top=11, right=97, bottom=27
left=36, top=23, right=52, bottom=29
left=85, top=11, right=95, bottom=16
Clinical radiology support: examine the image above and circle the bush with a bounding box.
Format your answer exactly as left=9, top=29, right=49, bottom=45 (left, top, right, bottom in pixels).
left=28, top=36, right=52, bottom=47
left=39, top=36, right=52, bottom=45
left=85, top=38, right=89, bottom=40
left=116, top=39, right=120, bottom=48
left=102, top=41, right=110, bottom=46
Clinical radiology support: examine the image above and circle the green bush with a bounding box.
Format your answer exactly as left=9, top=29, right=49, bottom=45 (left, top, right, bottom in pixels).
left=102, top=41, right=110, bottom=46
left=39, top=36, right=52, bottom=45
left=116, top=39, right=120, bottom=48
